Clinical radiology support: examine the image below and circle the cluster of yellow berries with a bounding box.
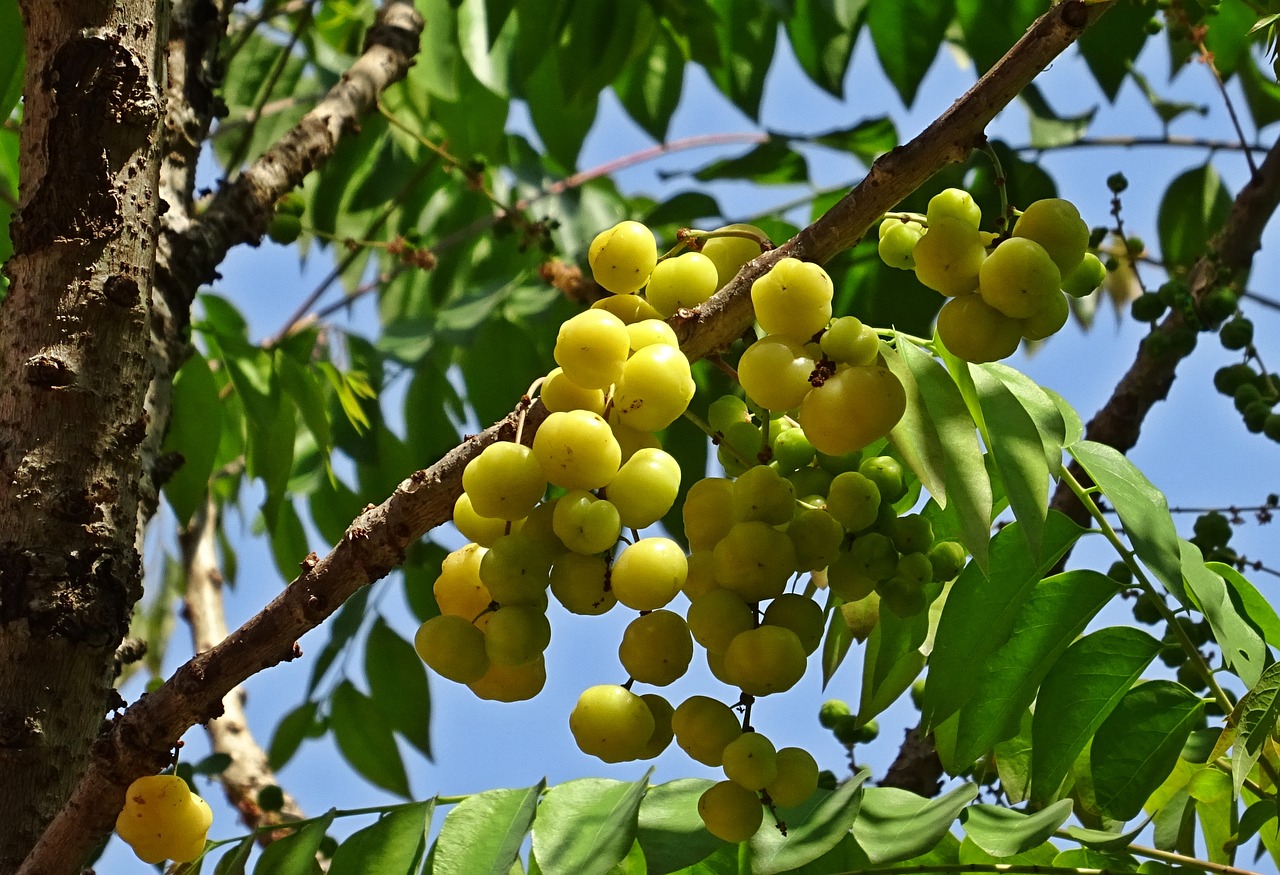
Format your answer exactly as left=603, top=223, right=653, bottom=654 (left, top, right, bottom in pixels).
left=878, top=189, right=1103, bottom=362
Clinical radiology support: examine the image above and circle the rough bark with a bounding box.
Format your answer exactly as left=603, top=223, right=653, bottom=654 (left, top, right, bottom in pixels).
left=0, top=2, right=168, bottom=871
left=16, top=2, right=426, bottom=871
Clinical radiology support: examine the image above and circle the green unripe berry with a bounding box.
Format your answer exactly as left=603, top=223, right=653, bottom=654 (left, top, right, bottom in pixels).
left=1265, top=414, right=1280, bottom=442
left=818, top=699, right=851, bottom=729
left=858, top=456, right=906, bottom=504
left=1219, top=317, right=1254, bottom=351
left=267, top=213, right=302, bottom=245
left=1130, top=293, right=1167, bottom=323
left=1061, top=252, right=1106, bottom=298
left=1214, top=364, right=1256, bottom=396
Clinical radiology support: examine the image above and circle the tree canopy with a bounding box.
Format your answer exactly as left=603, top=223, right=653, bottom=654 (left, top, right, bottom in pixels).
left=4, top=0, right=1280, bottom=873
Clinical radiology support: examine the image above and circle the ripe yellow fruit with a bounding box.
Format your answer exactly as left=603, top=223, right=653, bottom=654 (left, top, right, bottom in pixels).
left=797, top=364, right=906, bottom=456
left=936, top=294, right=1023, bottom=363
left=672, top=695, right=742, bottom=766
left=722, top=731, right=778, bottom=791
left=1012, top=198, right=1089, bottom=276
left=415, top=614, right=489, bottom=683
left=698, top=780, right=764, bottom=843
left=618, top=609, right=694, bottom=685
left=765, top=747, right=820, bottom=807
left=638, top=693, right=676, bottom=759
left=589, top=220, right=659, bottom=295
left=610, top=537, right=688, bottom=610
left=468, top=655, right=546, bottom=702
left=723, top=626, right=808, bottom=696
left=570, top=684, right=656, bottom=762
left=701, top=224, right=767, bottom=288
left=116, top=774, right=213, bottom=864
left=533, top=410, right=622, bottom=490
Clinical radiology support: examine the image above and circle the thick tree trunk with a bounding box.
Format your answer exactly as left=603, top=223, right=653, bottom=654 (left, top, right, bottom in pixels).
left=0, top=2, right=166, bottom=870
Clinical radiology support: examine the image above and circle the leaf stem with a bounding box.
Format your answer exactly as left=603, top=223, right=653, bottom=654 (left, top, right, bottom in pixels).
left=1058, top=464, right=1233, bottom=714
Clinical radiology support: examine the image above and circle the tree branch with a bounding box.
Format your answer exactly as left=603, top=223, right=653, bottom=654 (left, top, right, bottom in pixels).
left=180, top=499, right=305, bottom=838
left=156, top=0, right=425, bottom=306
left=1050, top=135, right=1280, bottom=526
left=21, top=2, right=1114, bottom=870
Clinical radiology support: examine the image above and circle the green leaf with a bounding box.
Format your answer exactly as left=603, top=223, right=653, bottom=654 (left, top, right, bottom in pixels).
left=811, top=116, right=898, bottom=167
left=1231, top=662, right=1280, bottom=796
left=958, top=837, right=1057, bottom=867
left=993, top=708, right=1034, bottom=804
left=1020, top=82, right=1096, bottom=149
left=747, top=770, right=868, bottom=875
left=365, top=617, right=433, bottom=760
left=821, top=601, right=856, bottom=688
left=1091, top=681, right=1205, bottom=821
left=852, top=783, right=978, bottom=864
left=254, top=810, right=336, bottom=875
left=784, top=0, right=865, bottom=98
left=215, top=835, right=256, bottom=875
left=923, top=512, right=1084, bottom=729
left=949, top=570, right=1119, bottom=770
left=690, top=139, right=808, bottom=184
left=1157, top=164, right=1232, bottom=270
left=980, top=363, right=1065, bottom=475
left=1181, top=541, right=1264, bottom=687
left=1053, top=847, right=1140, bottom=872
left=161, top=354, right=223, bottom=525
left=0, top=0, right=22, bottom=124
left=865, top=0, right=955, bottom=105
left=269, top=701, right=321, bottom=771
left=456, top=0, right=518, bottom=98
left=279, top=355, right=333, bottom=462
left=891, top=340, right=992, bottom=570
left=1077, top=0, right=1150, bottom=101
left=458, top=316, right=547, bottom=429
left=1069, top=441, right=1185, bottom=605
left=703, top=0, right=778, bottom=120
left=269, top=501, right=309, bottom=584
left=613, top=22, right=685, bottom=142
left=531, top=772, right=652, bottom=875
left=1240, top=55, right=1280, bottom=130
left=972, top=366, right=1049, bottom=557
left=523, top=38, right=594, bottom=169
left=329, top=680, right=412, bottom=798
left=1202, top=0, right=1255, bottom=79
left=329, top=801, right=433, bottom=875
left=1041, top=387, right=1083, bottom=448
left=306, top=586, right=370, bottom=696
left=1210, top=561, right=1280, bottom=648
left=1032, top=626, right=1163, bottom=806
left=635, top=779, right=722, bottom=874
left=954, top=0, right=1042, bottom=72
left=434, top=781, right=545, bottom=875
left=960, top=799, right=1073, bottom=858
left=858, top=593, right=931, bottom=724
left=1062, top=820, right=1150, bottom=852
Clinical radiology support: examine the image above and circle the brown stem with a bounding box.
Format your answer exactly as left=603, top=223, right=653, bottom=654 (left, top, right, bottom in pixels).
left=180, top=499, right=306, bottom=839
left=21, top=2, right=1115, bottom=869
